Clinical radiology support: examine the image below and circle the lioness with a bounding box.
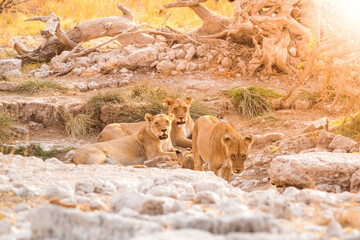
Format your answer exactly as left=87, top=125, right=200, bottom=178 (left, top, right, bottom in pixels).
left=176, top=149, right=194, bottom=170
left=192, top=116, right=253, bottom=181
left=97, top=97, right=194, bottom=148
left=73, top=113, right=177, bottom=165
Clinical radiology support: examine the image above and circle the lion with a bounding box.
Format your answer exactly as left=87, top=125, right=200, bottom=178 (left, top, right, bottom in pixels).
left=192, top=115, right=254, bottom=181
left=73, top=113, right=177, bottom=165
left=97, top=97, right=194, bottom=148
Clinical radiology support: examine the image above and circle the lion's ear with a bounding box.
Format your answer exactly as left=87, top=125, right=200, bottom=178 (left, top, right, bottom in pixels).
left=144, top=113, right=154, bottom=123
left=168, top=114, right=175, bottom=121
left=164, top=97, right=174, bottom=107
left=244, top=135, right=254, bottom=146
left=185, top=96, right=193, bottom=105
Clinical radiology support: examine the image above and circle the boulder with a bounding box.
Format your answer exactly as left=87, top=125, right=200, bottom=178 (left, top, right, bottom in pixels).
left=156, top=61, right=176, bottom=73
left=303, top=117, right=328, bottom=133
left=277, top=135, right=317, bottom=155
left=4, top=69, right=22, bottom=77
left=221, top=57, right=232, bottom=69
left=176, top=60, right=188, bottom=71
left=350, top=169, right=360, bottom=192
left=269, top=153, right=360, bottom=190
left=0, top=59, right=22, bottom=74
left=294, top=101, right=311, bottom=111
left=0, top=81, right=18, bottom=91
left=28, top=121, right=44, bottom=131
left=329, top=135, right=357, bottom=151
left=317, top=130, right=335, bottom=148
left=185, top=46, right=196, bottom=61
left=127, top=48, right=158, bottom=67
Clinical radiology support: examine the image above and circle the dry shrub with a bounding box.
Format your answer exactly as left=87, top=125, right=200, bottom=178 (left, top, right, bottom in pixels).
left=0, top=111, right=14, bottom=144
left=65, top=112, right=98, bottom=138
left=224, top=86, right=281, bottom=118
left=289, top=89, right=321, bottom=108
left=16, top=79, right=68, bottom=95
left=333, top=111, right=360, bottom=139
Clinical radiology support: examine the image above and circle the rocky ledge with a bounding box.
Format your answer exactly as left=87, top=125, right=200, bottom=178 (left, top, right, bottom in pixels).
left=1, top=153, right=360, bottom=239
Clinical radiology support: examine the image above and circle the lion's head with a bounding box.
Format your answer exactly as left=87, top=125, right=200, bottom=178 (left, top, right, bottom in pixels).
left=145, top=113, right=174, bottom=140
left=222, top=132, right=253, bottom=174
left=164, top=97, right=192, bottom=125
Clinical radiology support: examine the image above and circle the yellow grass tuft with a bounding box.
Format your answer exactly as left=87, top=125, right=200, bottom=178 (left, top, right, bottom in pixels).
left=0, top=0, right=234, bottom=45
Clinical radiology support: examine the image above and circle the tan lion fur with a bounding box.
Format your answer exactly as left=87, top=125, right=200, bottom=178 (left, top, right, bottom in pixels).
left=73, top=114, right=177, bottom=165
left=192, top=116, right=253, bottom=181
left=97, top=97, right=194, bottom=148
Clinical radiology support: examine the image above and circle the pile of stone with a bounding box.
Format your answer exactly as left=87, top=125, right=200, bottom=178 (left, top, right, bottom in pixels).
left=1, top=153, right=360, bottom=240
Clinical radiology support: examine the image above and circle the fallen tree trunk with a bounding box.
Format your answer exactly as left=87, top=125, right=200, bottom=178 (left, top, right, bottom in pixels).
left=14, top=3, right=154, bottom=63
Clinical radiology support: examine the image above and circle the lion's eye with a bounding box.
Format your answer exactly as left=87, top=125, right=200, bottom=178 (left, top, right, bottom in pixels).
left=242, top=155, right=247, bottom=160
left=231, top=154, right=236, bottom=159
left=183, top=107, right=187, bottom=111
left=155, top=122, right=160, bottom=125
left=166, top=120, right=169, bottom=124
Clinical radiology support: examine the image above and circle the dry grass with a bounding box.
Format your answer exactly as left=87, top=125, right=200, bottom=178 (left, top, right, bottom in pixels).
left=224, top=86, right=282, bottom=119
left=15, top=78, right=68, bottom=95
left=332, top=111, right=360, bottom=139
left=0, top=111, right=14, bottom=144
left=0, top=0, right=234, bottom=45
left=65, top=112, right=99, bottom=138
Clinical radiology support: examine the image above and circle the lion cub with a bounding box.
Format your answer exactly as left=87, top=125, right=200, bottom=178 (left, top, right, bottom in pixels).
left=97, top=97, right=194, bottom=148
left=73, top=113, right=177, bottom=165
left=192, top=116, right=253, bottom=181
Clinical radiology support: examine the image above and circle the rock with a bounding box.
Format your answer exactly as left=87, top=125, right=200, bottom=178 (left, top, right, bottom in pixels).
left=289, top=47, right=297, bottom=57
left=269, top=153, right=360, bottom=189
left=45, top=181, right=74, bottom=199
left=0, top=81, right=18, bottom=91
left=329, top=135, right=357, bottom=151
left=0, top=219, right=11, bottom=235
left=277, top=135, right=317, bottom=155
left=248, top=190, right=293, bottom=220
left=303, top=117, right=328, bottom=133
left=141, top=197, right=184, bottom=215
left=150, top=60, right=159, bottom=68
left=14, top=186, right=37, bottom=197
left=149, top=185, right=180, bottom=199
left=158, top=52, right=166, bottom=62
left=111, top=190, right=146, bottom=212
left=175, top=49, right=186, bottom=59
left=41, top=64, right=51, bottom=71
left=333, top=149, right=347, bottom=153
left=0, top=175, right=9, bottom=184
left=76, top=57, right=91, bottom=68
left=75, top=180, right=94, bottom=194
left=185, top=47, right=196, bottom=61
left=63, top=150, right=75, bottom=163
left=350, top=169, right=360, bottom=192
left=253, top=133, right=284, bottom=145
left=14, top=203, right=30, bottom=212
left=30, top=205, right=162, bottom=240
left=28, top=121, right=44, bottom=131
left=176, top=60, right=188, bottom=71
left=317, top=130, right=335, bottom=148
left=168, top=50, right=176, bottom=61
left=186, top=62, right=198, bottom=72
left=88, top=81, right=100, bottom=90
left=4, top=69, right=22, bottom=77
left=156, top=61, right=176, bottom=73
left=90, top=199, right=108, bottom=211
left=326, top=219, right=344, bottom=239
left=131, top=229, right=222, bottom=240
left=194, top=191, right=220, bottom=204
left=295, top=101, right=311, bottom=110
left=0, top=59, right=22, bottom=74
left=221, top=57, right=232, bottom=69
left=34, top=70, right=53, bottom=78
left=11, top=125, right=29, bottom=136
left=75, top=82, right=88, bottom=92
left=127, top=48, right=158, bottom=67
left=72, top=67, right=84, bottom=76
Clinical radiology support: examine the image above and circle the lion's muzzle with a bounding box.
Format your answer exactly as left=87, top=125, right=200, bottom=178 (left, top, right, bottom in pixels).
left=159, top=134, right=169, bottom=140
